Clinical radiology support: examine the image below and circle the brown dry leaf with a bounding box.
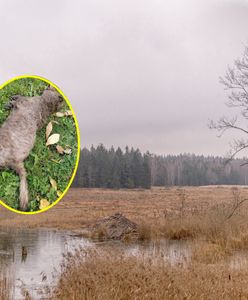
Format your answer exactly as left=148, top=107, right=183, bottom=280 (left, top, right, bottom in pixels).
left=55, top=112, right=65, bottom=117
left=64, top=110, right=73, bottom=116
left=64, top=148, right=72, bottom=155
left=46, top=122, right=53, bottom=140
left=39, top=199, right=50, bottom=210
left=50, top=178, right=58, bottom=191
left=57, top=190, right=63, bottom=197
left=46, top=134, right=60, bottom=146
left=56, top=145, right=65, bottom=154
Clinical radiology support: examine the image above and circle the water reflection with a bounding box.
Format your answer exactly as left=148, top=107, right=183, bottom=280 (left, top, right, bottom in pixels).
left=97, top=239, right=192, bottom=266
left=0, top=229, right=92, bottom=300
left=126, top=239, right=192, bottom=266
left=4, top=228, right=247, bottom=300
left=229, top=251, right=248, bottom=270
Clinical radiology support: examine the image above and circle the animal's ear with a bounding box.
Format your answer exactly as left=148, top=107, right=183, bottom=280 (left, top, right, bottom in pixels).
left=5, top=95, right=22, bottom=110
left=10, top=95, right=22, bottom=101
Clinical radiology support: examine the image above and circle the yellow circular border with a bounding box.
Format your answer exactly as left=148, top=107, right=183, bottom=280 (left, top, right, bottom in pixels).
left=0, top=75, right=81, bottom=215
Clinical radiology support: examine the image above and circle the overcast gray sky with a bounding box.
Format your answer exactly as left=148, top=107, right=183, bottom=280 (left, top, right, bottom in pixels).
left=1, top=0, right=248, bottom=156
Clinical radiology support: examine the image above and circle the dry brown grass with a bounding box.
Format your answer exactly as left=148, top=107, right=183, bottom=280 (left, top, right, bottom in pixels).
left=137, top=223, right=152, bottom=241
left=2, top=186, right=248, bottom=299
left=0, top=272, right=13, bottom=300
left=1, top=186, right=247, bottom=226
left=1, top=186, right=248, bottom=248
left=48, top=247, right=248, bottom=300
left=192, top=242, right=229, bottom=264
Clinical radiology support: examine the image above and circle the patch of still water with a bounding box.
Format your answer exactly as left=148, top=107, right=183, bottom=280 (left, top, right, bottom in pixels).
left=0, top=229, right=92, bottom=300
left=5, top=229, right=246, bottom=300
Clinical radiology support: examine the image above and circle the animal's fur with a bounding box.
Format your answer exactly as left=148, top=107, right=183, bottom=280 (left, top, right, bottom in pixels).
left=0, top=86, right=63, bottom=211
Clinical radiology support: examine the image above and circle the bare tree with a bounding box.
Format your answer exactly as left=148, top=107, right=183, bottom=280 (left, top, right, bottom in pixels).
left=210, top=46, right=248, bottom=163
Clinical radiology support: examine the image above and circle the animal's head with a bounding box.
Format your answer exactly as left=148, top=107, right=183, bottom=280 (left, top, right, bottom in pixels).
left=42, top=85, right=64, bottom=113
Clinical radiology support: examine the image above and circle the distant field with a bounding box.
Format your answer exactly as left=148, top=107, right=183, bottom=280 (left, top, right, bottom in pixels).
left=1, top=186, right=248, bottom=232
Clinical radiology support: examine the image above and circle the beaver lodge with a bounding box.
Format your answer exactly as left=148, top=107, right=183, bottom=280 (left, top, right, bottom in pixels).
left=90, top=213, right=138, bottom=240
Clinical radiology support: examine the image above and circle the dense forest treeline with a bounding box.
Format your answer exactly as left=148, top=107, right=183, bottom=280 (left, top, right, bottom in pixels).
left=73, top=145, right=151, bottom=189
left=72, top=145, right=248, bottom=188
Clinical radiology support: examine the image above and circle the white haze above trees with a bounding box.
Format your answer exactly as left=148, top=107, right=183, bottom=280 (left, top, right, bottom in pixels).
left=1, top=0, right=248, bottom=156
left=73, top=48, right=248, bottom=189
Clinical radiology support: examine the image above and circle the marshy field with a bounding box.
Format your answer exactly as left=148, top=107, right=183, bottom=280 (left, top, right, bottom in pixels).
left=1, top=186, right=248, bottom=299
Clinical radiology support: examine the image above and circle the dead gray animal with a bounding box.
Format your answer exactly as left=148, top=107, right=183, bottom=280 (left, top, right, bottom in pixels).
left=0, top=86, right=63, bottom=211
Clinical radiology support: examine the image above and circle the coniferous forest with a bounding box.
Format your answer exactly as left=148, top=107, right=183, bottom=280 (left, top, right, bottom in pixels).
left=73, top=145, right=151, bottom=189
left=72, top=145, right=248, bottom=189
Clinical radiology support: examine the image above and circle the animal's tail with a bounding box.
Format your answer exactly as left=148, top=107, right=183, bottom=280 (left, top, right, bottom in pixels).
left=15, top=163, right=28, bottom=211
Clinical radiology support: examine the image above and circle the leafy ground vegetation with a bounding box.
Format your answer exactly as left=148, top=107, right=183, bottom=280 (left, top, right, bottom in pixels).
left=0, top=78, right=78, bottom=211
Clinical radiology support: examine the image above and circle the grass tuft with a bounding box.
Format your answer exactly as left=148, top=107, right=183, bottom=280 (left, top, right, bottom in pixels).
left=48, top=248, right=248, bottom=300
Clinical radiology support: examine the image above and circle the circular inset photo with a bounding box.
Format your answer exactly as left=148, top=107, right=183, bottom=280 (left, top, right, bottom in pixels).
left=0, top=75, right=80, bottom=213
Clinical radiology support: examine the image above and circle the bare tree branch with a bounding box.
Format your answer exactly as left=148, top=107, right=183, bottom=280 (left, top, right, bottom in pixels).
left=224, top=188, right=248, bottom=221
left=210, top=46, right=248, bottom=161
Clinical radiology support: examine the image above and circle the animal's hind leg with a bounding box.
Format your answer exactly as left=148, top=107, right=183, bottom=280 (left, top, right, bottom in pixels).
left=13, top=162, right=29, bottom=211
